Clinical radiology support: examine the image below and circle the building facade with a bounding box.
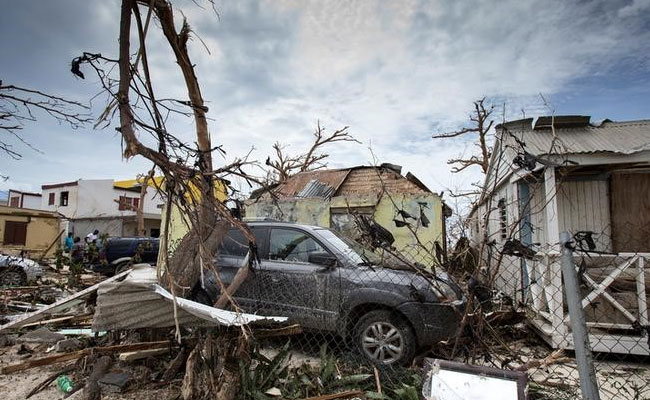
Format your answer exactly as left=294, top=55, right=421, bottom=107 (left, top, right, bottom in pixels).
left=41, top=179, right=165, bottom=238
left=246, top=164, right=451, bottom=266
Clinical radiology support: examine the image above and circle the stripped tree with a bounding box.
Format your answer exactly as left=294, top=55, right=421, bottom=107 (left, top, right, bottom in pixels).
left=265, top=121, right=358, bottom=183
left=72, top=1, right=264, bottom=398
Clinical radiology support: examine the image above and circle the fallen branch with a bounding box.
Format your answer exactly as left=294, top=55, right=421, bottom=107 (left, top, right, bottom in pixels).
left=302, top=390, right=365, bottom=400
left=514, top=349, right=571, bottom=371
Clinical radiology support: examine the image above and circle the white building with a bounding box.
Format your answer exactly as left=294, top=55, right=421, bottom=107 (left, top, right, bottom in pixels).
left=41, top=178, right=165, bottom=238
left=7, top=190, right=42, bottom=210
left=469, top=116, right=650, bottom=355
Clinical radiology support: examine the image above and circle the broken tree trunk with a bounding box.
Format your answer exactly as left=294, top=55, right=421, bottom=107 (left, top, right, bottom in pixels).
left=181, top=329, right=249, bottom=400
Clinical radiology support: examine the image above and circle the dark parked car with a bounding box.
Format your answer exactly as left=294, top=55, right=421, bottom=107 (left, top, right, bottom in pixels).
left=91, top=237, right=159, bottom=276
left=193, top=221, right=464, bottom=365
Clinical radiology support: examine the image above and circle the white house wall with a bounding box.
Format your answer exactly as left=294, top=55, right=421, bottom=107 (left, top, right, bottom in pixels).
left=556, top=178, right=612, bottom=252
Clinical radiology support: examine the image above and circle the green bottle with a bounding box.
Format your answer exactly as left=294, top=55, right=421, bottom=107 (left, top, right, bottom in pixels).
left=56, top=375, right=74, bottom=393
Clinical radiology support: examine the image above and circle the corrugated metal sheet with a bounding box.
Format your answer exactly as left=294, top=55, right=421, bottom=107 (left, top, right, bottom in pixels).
left=92, top=265, right=286, bottom=331
left=505, top=120, right=650, bottom=156
left=296, top=179, right=335, bottom=198
left=274, top=169, right=350, bottom=198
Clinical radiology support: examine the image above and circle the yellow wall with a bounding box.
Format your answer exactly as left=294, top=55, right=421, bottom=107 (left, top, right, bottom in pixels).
left=158, top=179, right=229, bottom=266
left=0, top=209, right=61, bottom=257
left=246, top=192, right=445, bottom=267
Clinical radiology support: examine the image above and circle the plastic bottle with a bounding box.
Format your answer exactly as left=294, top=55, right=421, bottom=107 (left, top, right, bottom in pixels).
left=56, top=375, right=74, bottom=393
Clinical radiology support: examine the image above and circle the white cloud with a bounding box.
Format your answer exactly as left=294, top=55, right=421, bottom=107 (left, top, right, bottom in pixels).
left=1, top=0, right=649, bottom=202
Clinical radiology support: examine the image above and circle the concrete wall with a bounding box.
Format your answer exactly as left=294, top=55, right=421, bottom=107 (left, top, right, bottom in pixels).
left=41, top=183, right=80, bottom=218
left=246, top=192, right=446, bottom=266
left=0, top=206, right=61, bottom=257
left=42, top=179, right=164, bottom=219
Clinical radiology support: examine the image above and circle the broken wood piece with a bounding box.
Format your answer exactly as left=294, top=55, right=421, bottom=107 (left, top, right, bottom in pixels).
left=85, top=355, right=112, bottom=400
left=21, top=315, right=78, bottom=328
left=373, top=367, right=382, bottom=394
left=301, top=390, right=365, bottom=400
left=1, top=340, right=170, bottom=374
left=0, top=268, right=132, bottom=333
left=118, top=348, right=167, bottom=362
left=25, top=364, right=76, bottom=398
left=161, top=346, right=190, bottom=382
left=514, top=349, right=571, bottom=371
left=252, top=324, right=303, bottom=338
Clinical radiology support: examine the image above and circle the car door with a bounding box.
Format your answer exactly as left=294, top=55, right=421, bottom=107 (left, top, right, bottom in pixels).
left=255, top=227, right=340, bottom=331
left=204, top=227, right=267, bottom=310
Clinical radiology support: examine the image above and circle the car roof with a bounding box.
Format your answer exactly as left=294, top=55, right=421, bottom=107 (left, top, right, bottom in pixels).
left=245, top=220, right=327, bottom=232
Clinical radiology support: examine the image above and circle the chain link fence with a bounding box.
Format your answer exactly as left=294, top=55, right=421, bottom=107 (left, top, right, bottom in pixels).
left=485, top=225, right=650, bottom=400
left=189, top=214, right=650, bottom=399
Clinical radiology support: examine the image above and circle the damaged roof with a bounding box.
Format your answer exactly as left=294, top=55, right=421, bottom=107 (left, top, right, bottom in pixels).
left=261, top=164, right=432, bottom=200
left=93, top=265, right=286, bottom=331
left=500, top=117, right=650, bottom=156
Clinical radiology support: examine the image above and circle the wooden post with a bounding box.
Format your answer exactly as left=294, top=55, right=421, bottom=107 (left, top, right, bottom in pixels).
left=544, top=167, right=560, bottom=251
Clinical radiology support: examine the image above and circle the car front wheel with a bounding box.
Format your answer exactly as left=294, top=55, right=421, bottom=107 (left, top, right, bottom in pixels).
left=354, top=310, right=416, bottom=366
left=0, top=266, right=27, bottom=286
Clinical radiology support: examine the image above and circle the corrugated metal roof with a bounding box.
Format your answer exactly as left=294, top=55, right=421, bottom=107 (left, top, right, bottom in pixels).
left=504, top=120, right=650, bottom=156
left=296, top=179, right=335, bottom=198
left=92, top=265, right=287, bottom=331
left=274, top=169, right=350, bottom=198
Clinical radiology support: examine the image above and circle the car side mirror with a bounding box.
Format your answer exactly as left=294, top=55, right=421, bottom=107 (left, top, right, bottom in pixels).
left=308, top=252, right=338, bottom=267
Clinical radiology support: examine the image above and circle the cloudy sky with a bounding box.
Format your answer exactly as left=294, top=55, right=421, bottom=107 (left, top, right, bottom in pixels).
left=1, top=0, right=649, bottom=202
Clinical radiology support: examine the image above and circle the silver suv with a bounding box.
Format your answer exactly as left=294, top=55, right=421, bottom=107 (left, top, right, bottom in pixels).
left=193, top=221, right=464, bottom=365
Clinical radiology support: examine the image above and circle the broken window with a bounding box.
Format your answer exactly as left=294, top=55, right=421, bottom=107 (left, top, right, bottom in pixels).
left=3, top=221, right=27, bottom=245
left=133, top=198, right=140, bottom=208
left=60, top=191, right=69, bottom=206
left=269, top=229, right=326, bottom=263
left=48, top=192, right=55, bottom=205
left=9, top=197, right=19, bottom=208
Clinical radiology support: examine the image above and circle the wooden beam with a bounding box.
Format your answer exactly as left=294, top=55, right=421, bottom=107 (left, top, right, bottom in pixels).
left=1, top=340, right=170, bottom=374
left=118, top=348, right=168, bottom=362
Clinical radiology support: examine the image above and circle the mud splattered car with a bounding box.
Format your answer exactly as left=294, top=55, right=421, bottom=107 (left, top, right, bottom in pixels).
left=193, top=221, right=464, bottom=365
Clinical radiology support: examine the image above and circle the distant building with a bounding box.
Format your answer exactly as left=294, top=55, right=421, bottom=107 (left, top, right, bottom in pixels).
left=246, top=164, right=451, bottom=266
left=0, top=205, right=61, bottom=257
left=41, top=178, right=165, bottom=238
left=7, top=189, right=42, bottom=209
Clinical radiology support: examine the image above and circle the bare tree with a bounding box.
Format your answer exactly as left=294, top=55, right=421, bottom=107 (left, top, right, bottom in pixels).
left=73, top=2, right=265, bottom=397
left=265, top=121, right=358, bottom=183
left=433, top=97, right=494, bottom=174
left=0, top=81, right=90, bottom=161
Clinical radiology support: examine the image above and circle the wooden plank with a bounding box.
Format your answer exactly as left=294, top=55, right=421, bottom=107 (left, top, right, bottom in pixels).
left=118, top=348, right=168, bottom=362
left=1, top=340, right=170, bottom=374
left=0, top=268, right=132, bottom=333
left=611, top=172, right=650, bottom=252
left=581, top=256, right=637, bottom=307
left=543, top=168, right=559, bottom=250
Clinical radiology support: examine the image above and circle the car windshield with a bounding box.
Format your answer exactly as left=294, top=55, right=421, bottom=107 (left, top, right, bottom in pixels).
left=317, top=228, right=405, bottom=268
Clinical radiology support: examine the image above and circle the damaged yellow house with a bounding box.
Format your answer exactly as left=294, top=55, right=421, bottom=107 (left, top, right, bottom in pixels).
left=245, top=164, right=451, bottom=266
left=0, top=205, right=62, bottom=257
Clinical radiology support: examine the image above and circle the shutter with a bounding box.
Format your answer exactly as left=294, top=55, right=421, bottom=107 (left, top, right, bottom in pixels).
left=14, top=222, right=27, bottom=245
left=3, top=221, right=27, bottom=245
left=3, top=221, right=15, bottom=244
left=48, top=193, right=55, bottom=205
left=118, top=196, right=126, bottom=211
